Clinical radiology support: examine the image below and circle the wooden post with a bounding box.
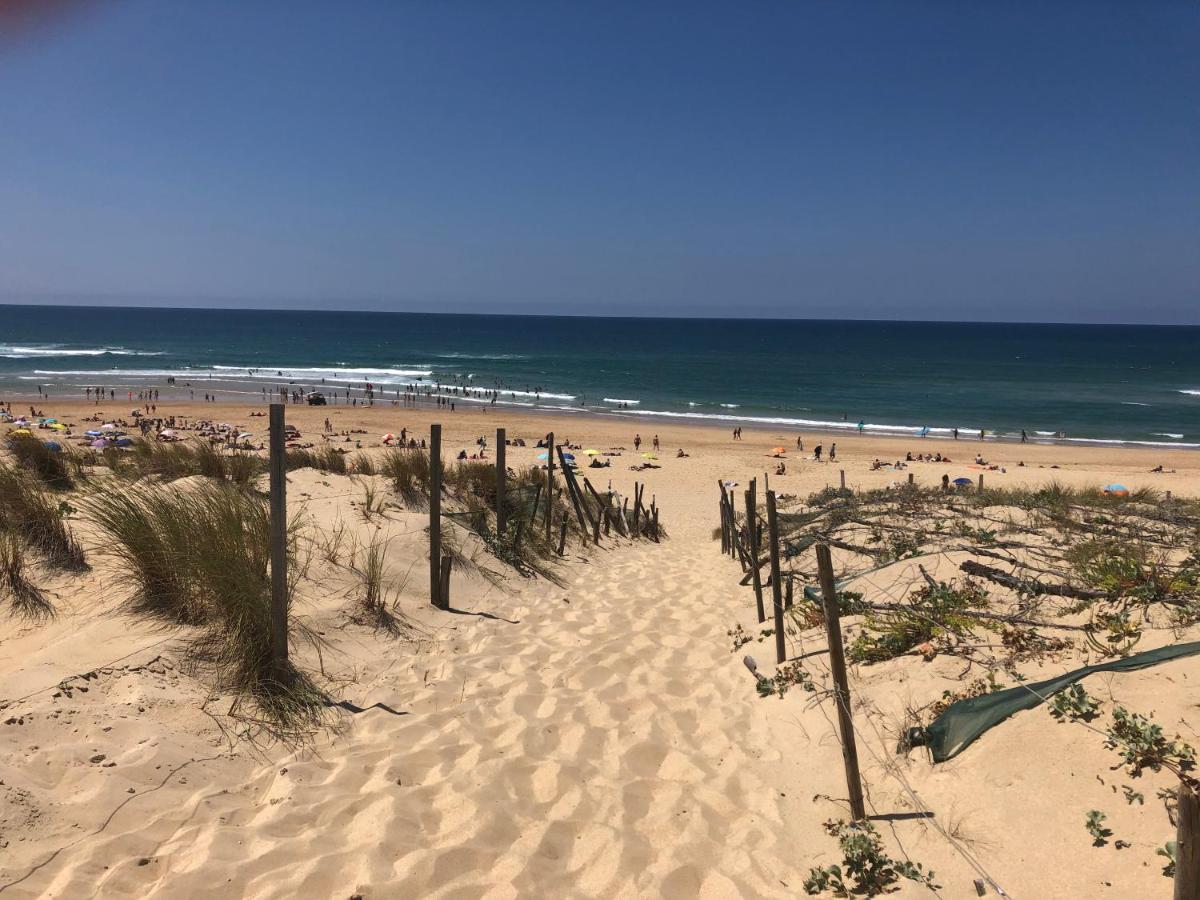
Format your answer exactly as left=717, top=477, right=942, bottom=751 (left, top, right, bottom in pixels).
left=786, top=575, right=793, bottom=609
left=978, top=473, right=984, bottom=492
left=632, top=481, right=642, bottom=536
left=439, top=554, right=452, bottom=608
left=745, top=484, right=765, bottom=624
left=495, top=427, right=506, bottom=534
left=557, top=446, right=589, bottom=537
left=1177, top=779, right=1200, bottom=900
left=766, top=491, right=785, bottom=664
left=429, top=424, right=445, bottom=609
left=544, top=432, right=554, bottom=541
left=268, top=404, right=289, bottom=680
left=816, top=543, right=866, bottom=821
left=839, top=469, right=846, bottom=490
left=557, top=520, right=568, bottom=556
left=908, top=472, right=914, bottom=485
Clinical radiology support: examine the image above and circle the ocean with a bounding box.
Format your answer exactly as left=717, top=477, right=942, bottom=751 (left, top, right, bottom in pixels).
left=1, top=305, right=1197, bottom=448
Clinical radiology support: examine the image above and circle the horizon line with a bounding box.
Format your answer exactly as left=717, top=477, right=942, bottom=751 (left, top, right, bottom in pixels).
left=0, top=298, right=1195, bottom=329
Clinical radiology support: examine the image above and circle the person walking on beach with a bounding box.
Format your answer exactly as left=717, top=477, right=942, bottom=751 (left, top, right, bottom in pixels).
left=979, top=429, right=985, bottom=441
left=653, top=434, right=660, bottom=451
left=829, top=443, right=837, bottom=462
left=1020, top=429, right=1027, bottom=444
left=796, top=435, right=803, bottom=451
left=813, top=443, right=823, bottom=461
left=634, top=434, right=641, bottom=451
left=953, top=427, right=959, bottom=440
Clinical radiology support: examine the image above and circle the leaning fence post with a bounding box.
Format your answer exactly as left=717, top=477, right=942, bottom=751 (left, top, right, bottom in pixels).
left=268, top=403, right=289, bottom=680
left=816, top=543, right=866, bottom=821
left=1177, top=779, right=1200, bottom=900
left=429, top=423, right=445, bottom=609
left=745, top=482, right=765, bottom=624
left=766, top=490, right=785, bottom=664
left=495, top=427, right=506, bottom=534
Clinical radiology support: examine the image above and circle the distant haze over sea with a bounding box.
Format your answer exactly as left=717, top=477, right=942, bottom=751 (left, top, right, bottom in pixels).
left=0, top=305, right=1196, bottom=448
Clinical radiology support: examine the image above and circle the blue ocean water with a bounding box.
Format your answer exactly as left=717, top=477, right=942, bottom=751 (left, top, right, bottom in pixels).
left=1, top=305, right=1197, bottom=447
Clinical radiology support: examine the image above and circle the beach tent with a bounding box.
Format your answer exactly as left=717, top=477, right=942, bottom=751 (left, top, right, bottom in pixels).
left=769, top=447, right=787, bottom=455
left=1103, top=484, right=1129, bottom=496
left=953, top=477, right=973, bottom=487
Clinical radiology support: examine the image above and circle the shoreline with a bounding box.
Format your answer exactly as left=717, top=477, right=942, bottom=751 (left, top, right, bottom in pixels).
left=8, top=387, right=1198, bottom=452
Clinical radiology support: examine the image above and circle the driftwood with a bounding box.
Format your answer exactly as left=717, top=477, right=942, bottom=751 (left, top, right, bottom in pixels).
left=959, top=559, right=1106, bottom=602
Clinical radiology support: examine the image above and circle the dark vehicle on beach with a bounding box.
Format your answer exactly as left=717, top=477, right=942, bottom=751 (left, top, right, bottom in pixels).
left=305, top=392, right=327, bottom=406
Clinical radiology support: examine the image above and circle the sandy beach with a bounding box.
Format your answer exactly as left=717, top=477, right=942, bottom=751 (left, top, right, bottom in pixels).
left=1, top=399, right=1197, bottom=898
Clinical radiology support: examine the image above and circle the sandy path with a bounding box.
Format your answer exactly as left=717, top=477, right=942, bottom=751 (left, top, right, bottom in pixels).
left=25, top=521, right=811, bottom=899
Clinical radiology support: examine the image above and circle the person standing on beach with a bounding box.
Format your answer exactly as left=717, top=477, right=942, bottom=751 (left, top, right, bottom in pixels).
left=796, top=435, right=803, bottom=450
left=813, top=443, right=823, bottom=461
left=634, top=434, right=641, bottom=451
left=953, top=427, right=959, bottom=440
left=829, top=443, right=837, bottom=461
left=1021, top=429, right=1027, bottom=443
left=653, top=434, right=660, bottom=451
left=979, top=429, right=985, bottom=441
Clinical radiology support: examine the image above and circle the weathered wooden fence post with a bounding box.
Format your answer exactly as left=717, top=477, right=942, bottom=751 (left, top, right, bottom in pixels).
left=766, top=490, right=785, bottom=664
left=816, top=543, right=866, bottom=821
left=268, top=403, right=289, bottom=679
left=840, top=469, right=846, bottom=491
left=1177, top=779, right=1200, bottom=900
left=430, top=423, right=445, bottom=609
left=745, top=481, right=765, bottom=624
left=495, top=427, right=506, bottom=534
left=544, top=431, right=555, bottom=541
left=978, top=473, right=984, bottom=492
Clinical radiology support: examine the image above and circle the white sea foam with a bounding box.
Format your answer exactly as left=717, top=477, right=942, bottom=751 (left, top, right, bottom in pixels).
left=1121, top=402, right=1151, bottom=407
left=1181, top=390, right=1200, bottom=397
left=0, top=344, right=162, bottom=358
left=720, top=403, right=740, bottom=408
left=1152, top=433, right=1184, bottom=439
left=602, top=398, right=640, bottom=405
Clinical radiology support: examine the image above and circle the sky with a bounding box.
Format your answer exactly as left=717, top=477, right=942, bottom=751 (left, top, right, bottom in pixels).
left=0, top=1, right=1196, bottom=323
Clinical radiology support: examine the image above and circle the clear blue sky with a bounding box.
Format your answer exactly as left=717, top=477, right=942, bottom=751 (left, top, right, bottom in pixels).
left=0, top=1, right=1196, bottom=323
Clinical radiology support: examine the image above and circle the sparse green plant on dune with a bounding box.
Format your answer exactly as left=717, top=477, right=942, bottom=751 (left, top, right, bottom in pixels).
left=1048, top=684, right=1101, bottom=723
left=86, top=480, right=323, bottom=727
left=804, top=819, right=936, bottom=896
left=102, top=438, right=264, bottom=486
left=345, top=534, right=411, bottom=635
left=848, top=578, right=991, bottom=664
left=349, top=452, right=377, bottom=476
left=1084, top=809, right=1112, bottom=846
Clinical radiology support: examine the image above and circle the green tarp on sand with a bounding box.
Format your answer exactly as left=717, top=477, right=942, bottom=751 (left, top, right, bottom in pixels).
left=921, top=641, right=1200, bottom=763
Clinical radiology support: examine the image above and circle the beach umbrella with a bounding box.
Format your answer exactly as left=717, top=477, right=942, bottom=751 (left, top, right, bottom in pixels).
left=1103, top=484, right=1129, bottom=496
left=953, top=477, right=973, bottom=487
left=85, top=429, right=102, bottom=437
left=562, top=452, right=576, bottom=461
left=160, top=429, right=176, bottom=437
left=114, top=437, right=134, bottom=447
left=641, top=452, right=657, bottom=460
left=48, top=422, right=67, bottom=430
left=90, top=439, right=109, bottom=448
left=770, top=446, right=787, bottom=455
left=536, top=452, right=549, bottom=461
left=10, top=428, right=31, bottom=436
left=382, top=433, right=395, bottom=443
left=100, top=423, right=117, bottom=431
left=44, top=440, right=62, bottom=452
left=584, top=449, right=601, bottom=456
left=42, top=418, right=57, bottom=424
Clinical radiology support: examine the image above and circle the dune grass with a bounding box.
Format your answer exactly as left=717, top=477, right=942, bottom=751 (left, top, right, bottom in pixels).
left=101, top=439, right=264, bottom=487
left=85, top=480, right=323, bottom=727
left=346, top=533, right=411, bottom=634
left=286, top=445, right=348, bottom=474
left=7, top=434, right=74, bottom=489
left=381, top=448, right=430, bottom=509
left=0, top=531, right=54, bottom=620
left=0, top=463, right=87, bottom=571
